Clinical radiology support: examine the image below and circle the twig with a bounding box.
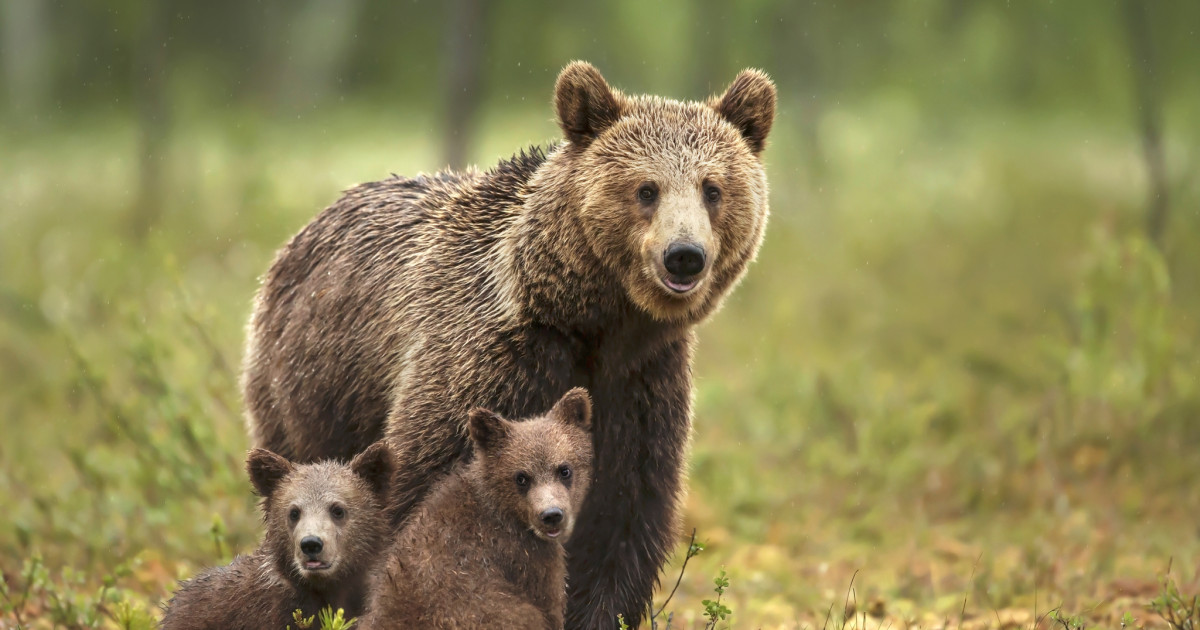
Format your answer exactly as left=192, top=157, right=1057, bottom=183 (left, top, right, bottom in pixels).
left=843, top=569, right=859, bottom=629
left=961, top=552, right=982, bottom=627
left=652, top=529, right=700, bottom=620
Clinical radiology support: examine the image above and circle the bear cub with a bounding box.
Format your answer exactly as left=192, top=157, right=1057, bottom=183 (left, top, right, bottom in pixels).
left=362, top=388, right=595, bottom=630
left=161, top=442, right=393, bottom=630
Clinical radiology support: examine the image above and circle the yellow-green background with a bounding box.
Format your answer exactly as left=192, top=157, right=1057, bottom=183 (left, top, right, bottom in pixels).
left=2, top=1, right=1199, bottom=627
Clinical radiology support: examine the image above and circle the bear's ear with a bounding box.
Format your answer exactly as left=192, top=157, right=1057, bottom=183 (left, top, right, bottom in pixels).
left=246, top=448, right=294, bottom=498
left=468, top=408, right=510, bottom=453
left=350, top=441, right=394, bottom=496
left=711, top=69, right=776, bottom=155
left=551, top=387, right=593, bottom=432
left=555, top=61, right=624, bottom=147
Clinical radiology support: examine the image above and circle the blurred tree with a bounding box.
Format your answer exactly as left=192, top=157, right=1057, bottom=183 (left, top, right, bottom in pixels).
left=1, top=0, right=49, bottom=120
left=1121, top=0, right=1169, bottom=245
left=132, top=0, right=171, bottom=239
left=276, top=0, right=364, bottom=111
left=442, top=0, right=490, bottom=169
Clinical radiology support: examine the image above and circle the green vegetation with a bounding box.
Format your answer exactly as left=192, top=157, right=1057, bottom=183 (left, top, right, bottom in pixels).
left=3, top=1, right=1199, bottom=628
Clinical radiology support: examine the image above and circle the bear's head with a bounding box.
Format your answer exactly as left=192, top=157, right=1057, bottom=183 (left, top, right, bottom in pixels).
left=247, top=442, right=393, bottom=588
left=467, top=388, right=594, bottom=542
left=553, top=61, right=776, bottom=324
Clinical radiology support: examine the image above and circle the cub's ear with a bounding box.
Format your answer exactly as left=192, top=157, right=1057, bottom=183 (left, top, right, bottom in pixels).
left=350, top=441, right=395, bottom=496
left=246, top=448, right=293, bottom=498
left=551, top=387, right=593, bottom=432
left=711, top=69, right=776, bottom=155
left=468, top=408, right=510, bottom=453
left=555, top=61, right=624, bottom=147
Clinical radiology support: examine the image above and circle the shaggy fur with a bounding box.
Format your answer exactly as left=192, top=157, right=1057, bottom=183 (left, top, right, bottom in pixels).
left=362, top=389, right=593, bottom=629
left=160, top=444, right=393, bottom=629
left=242, top=61, right=775, bottom=628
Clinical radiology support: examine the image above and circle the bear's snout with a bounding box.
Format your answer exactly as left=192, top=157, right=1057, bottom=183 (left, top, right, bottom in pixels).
left=539, top=507, right=564, bottom=526
left=299, top=535, right=323, bottom=557
left=663, top=242, right=706, bottom=280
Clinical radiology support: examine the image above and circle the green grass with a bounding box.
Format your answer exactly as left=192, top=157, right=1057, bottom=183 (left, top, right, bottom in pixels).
left=2, top=102, right=1198, bottom=628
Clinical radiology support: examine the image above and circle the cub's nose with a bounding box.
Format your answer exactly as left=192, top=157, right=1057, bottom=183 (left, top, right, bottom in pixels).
left=663, top=242, right=706, bottom=278
left=299, top=536, right=323, bottom=556
left=540, top=508, right=564, bottom=526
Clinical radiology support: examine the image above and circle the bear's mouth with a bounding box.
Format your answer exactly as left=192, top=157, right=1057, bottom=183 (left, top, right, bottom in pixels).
left=662, top=275, right=699, bottom=293
left=301, top=560, right=332, bottom=572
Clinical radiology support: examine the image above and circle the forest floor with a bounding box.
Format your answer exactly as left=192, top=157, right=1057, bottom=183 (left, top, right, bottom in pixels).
left=2, top=108, right=1198, bottom=628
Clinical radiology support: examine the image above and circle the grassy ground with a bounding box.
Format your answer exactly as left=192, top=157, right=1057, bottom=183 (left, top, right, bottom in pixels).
left=2, top=103, right=1199, bottom=628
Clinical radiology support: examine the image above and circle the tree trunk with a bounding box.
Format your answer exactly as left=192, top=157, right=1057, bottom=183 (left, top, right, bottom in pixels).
left=132, top=0, right=171, bottom=239
left=1121, top=0, right=1169, bottom=245
left=441, top=0, right=487, bottom=170
left=1, top=0, right=49, bottom=121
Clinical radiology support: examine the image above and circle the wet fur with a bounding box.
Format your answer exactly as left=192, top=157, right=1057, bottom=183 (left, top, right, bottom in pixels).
left=160, top=446, right=393, bottom=629
left=242, top=61, right=774, bottom=628
left=362, top=390, right=593, bottom=630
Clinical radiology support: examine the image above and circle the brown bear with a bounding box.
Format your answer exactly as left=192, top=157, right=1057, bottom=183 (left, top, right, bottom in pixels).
left=361, top=388, right=594, bottom=630
left=160, top=443, right=393, bottom=630
left=242, top=60, right=775, bottom=628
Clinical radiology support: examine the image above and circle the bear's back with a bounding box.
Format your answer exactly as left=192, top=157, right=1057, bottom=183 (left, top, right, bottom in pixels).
left=160, top=553, right=297, bottom=630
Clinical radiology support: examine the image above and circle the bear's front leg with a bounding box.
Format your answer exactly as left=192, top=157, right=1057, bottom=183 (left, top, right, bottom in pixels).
left=564, top=340, right=692, bottom=629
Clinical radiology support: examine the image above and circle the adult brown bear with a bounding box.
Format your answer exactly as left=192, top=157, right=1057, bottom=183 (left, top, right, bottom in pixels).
left=242, top=61, right=775, bottom=628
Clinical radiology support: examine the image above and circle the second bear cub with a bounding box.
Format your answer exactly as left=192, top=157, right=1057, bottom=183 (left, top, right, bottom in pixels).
left=363, top=388, right=594, bottom=629
left=160, top=442, right=393, bottom=629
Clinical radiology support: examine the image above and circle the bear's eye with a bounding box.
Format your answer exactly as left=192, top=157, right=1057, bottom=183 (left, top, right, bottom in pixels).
left=514, top=472, right=530, bottom=488
left=289, top=507, right=301, bottom=522
left=637, top=183, right=658, bottom=204
left=330, top=505, right=346, bottom=520
left=558, top=465, right=572, bottom=480
left=704, top=184, right=721, bottom=203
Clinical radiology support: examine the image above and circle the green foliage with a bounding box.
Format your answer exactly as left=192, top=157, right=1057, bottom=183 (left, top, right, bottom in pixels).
left=318, top=606, right=357, bottom=630
left=0, top=554, right=153, bottom=628
left=1049, top=608, right=1089, bottom=630
left=1151, top=572, right=1199, bottom=630
left=3, top=7, right=1200, bottom=622
left=291, top=608, right=316, bottom=630
left=701, top=569, right=731, bottom=629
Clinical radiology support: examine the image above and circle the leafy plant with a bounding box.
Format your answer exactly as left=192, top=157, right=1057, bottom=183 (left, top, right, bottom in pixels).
left=1151, top=570, right=1199, bottom=630
left=318, top=606, right=357, bottom=630
left=701, top=568, right=731, bottom=630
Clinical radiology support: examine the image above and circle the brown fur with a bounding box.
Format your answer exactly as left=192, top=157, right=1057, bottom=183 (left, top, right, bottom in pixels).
left=160, top=444, right=393, bottom=629
left=242, top=61, right=775, bottom=628
left=362, top=389, right=594, bottom=630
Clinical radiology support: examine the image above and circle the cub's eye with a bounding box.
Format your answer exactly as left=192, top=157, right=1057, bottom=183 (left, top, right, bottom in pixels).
left=558, top=465, right=572, bottom=480
left=289, top=507, right=301, bottom=522
left=514, top=472, right=530, bottom=488
left=704, top=184, right=721, bottom=203
left=330, top=505, right=346, bottom=520
left=637, top=183, right=658, bottom=203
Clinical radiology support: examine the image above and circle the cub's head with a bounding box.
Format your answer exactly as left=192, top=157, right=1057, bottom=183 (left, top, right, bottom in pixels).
left=553, top=61, right=776, bottom=323
left=246, top=442, right=393, bottom=586
left=467, top=388, right=594, bottom=543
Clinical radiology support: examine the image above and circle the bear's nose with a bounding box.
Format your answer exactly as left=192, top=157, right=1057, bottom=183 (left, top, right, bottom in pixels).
left=300, top=536, right=323, bottom=556
left=663, top=242, right=706, bottom=278
left=540, top=508, right=564, bottom=526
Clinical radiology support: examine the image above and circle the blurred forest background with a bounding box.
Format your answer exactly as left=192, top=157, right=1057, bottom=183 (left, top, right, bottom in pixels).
left=2, top=0, right=1199, bottom=628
